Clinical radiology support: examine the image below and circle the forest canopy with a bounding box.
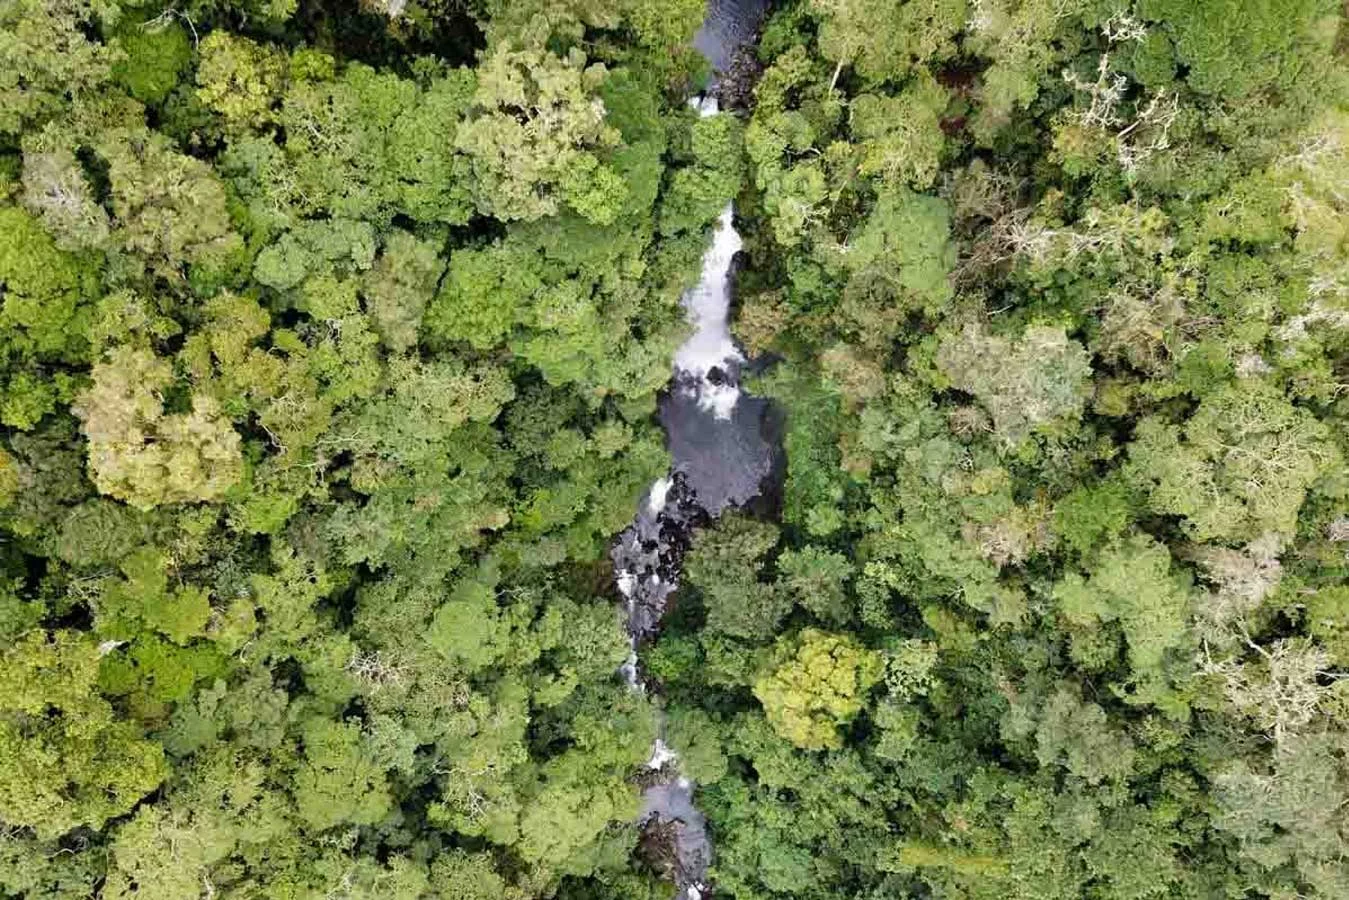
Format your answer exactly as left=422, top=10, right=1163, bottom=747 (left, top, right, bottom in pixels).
left=1, top=0, right=1348, bottom=898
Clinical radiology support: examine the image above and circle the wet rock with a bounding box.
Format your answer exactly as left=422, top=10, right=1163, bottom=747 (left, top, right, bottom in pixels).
left=716, top=44, right=765, bottom=112
left=612, top=472, right=708, bottom=650
left=639, top=778, right=713, bottom=900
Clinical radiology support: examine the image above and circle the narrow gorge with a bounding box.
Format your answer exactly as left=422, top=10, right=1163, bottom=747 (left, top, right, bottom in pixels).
left=610, top=1, right=775, bottom=896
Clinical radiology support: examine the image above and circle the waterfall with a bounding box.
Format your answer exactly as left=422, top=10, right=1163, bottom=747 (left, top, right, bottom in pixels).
left=609, top=95, right=750, bottom=900
left=674, top=100, right=745, bottom=422
left=676, top=201, right=744, bottom=421
left=609, top=4, right=776, bottom=896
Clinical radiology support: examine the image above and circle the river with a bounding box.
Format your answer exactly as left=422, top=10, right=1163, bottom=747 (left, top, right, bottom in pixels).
left=610, top=1, right=776, bottom=897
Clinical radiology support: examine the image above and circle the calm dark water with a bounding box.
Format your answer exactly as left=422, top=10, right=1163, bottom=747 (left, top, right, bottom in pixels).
left=661, top=372, right=782, bottom=517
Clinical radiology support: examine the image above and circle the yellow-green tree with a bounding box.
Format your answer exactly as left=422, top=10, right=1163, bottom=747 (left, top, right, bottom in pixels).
left=0, top=631, right=167, bottom=838
left=72, top=346, right=244, bottom=510
left=456, top=43, right=625, bottom=224
left=754, top=628, right=883, bottom=750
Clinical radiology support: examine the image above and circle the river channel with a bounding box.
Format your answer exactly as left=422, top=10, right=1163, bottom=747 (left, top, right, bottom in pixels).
left=609, top=1, right=777, bottom=896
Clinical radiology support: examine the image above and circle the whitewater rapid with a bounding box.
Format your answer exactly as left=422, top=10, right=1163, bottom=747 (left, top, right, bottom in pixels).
left=675, top=99, right=745, bottom=422
left=609, top=95, right=748, bottom=900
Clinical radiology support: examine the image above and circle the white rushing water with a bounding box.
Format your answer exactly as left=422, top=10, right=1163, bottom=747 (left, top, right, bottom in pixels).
left=647, top=476, right=672, bottom=515
left=675, top=98, right=745, bottom=422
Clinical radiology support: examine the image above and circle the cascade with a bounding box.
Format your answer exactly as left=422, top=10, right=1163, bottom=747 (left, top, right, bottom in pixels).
left=610, top=26, right=776, bottom=894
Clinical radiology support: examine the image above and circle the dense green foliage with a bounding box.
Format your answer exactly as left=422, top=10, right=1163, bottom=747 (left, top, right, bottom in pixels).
left=2, top=0, right=1348, bottom=897
left=651, top=1, right=1349, bottom=897
left=0, top=0, right=723, bottom=895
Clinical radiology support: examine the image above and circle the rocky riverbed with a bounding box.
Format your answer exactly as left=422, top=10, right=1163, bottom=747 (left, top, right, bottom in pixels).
left=609, top=2, right=778, bottom=894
